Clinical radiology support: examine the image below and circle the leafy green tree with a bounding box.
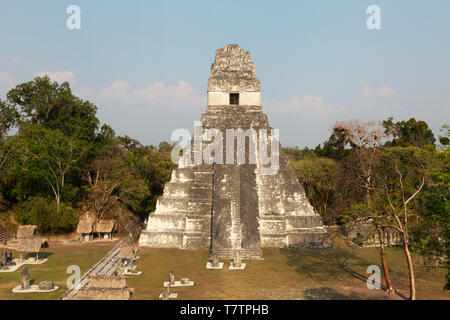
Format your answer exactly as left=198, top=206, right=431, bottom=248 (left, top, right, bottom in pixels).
left=0, top=98, right=19, bottom=142
left=83, top=138, right=149, bottom=222
left=16, top=196, right=77, bottom=234
left=314, top=127, right=352, bottom=160
left=125, top=141, right=176, bottom=214
left=383, top=117, right=436, bottom=148
left=374, top=146, right=431, bottom=300
left=438, top=124, right=449, bottom=147
left=291, top=157, right=339, bottom=223
left=282, top=146, right=316, bottom=161
left=0, top=99, right=20, bottom=186
left=415, top=148, right=449, bottom=288
left=9, top=124, right=87, bottom=211
left=7, top=76, right=99, bottom=141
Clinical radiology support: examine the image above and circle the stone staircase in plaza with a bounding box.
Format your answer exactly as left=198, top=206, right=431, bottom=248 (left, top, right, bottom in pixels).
left=61, top=239, right=125, bottom=300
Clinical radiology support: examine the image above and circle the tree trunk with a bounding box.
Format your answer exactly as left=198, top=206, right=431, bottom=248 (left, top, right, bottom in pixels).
left=56, top=195, right=60, bottom=213
left=403, top=239, right=416, bottom=300
left=379, top=242, right=394, bottom=293
left=377, top=228, right=394, bottom=293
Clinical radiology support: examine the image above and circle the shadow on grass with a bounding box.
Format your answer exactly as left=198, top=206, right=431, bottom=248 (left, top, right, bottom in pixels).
left=281, top=247, right=369, bottom=283
left=37, top=252, right=53, bottom=259
left=20, top=252, right=54, bottom=260
left=281, top=247, right=408, bottom=300
left=303, top=287, right=361, bottom=300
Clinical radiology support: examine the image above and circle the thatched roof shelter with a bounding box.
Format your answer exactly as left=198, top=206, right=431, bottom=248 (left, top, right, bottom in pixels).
left=119, top=246, right=134, bottom=260
left=74, top=288, right=133, bottom=300
left=17, top=236, right=47, bottom=253
left=94, top=220, right=116, bottom=233
left=16, top=225, right=37, bottom=239
left=87, top=274, right=128, bottom=289
left=76, top=220, right=93, bottom=234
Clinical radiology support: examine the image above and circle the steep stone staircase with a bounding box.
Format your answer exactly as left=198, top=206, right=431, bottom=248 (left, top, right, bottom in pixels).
left=0, top=223, right=11, bottom=244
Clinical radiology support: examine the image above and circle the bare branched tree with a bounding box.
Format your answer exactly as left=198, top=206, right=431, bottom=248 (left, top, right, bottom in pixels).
left=333, top=119, right=395, bottom=293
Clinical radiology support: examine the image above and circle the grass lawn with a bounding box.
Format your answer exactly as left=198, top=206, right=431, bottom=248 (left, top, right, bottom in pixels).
left=0, top=240, right=116, bottom=300
left=128, top=242, right=449, bottom=300
left=1, top=237, right=448, bottom=300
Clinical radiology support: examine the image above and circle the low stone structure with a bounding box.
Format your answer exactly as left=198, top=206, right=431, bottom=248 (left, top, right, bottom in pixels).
left=12, top=268, right=58, bottom=293
left=160, top=286, right=177, bottom=300
left=163, top=270, right=194, bottom=287
left=139, top=44, right=329, bottom=259
left=206, top=252, right=223, bottom=269
left=345, top=223, right=402, bottom=248
left=16, top=225, right=37, bottom=239
left=74, top=274, right=134, bottom=300
left=75, top=288, right=133, bottom=300
left=38, top=281, right=55, bottom=290
left=87, top=274, right=128, bottom=289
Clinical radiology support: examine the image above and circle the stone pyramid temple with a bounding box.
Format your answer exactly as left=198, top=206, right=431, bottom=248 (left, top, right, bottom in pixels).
left=139, top=44, right=328, bottom=259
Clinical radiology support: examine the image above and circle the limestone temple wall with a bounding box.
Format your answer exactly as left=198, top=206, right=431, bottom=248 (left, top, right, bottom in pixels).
left=139, top=45, right=329, bottom=259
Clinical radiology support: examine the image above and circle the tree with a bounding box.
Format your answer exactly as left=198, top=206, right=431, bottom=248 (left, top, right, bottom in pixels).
left=416, top=148, right=449, bottom=288
left=376, top=146, right=429, bottom=300
left=331, top=119, right=395, bottom=293
left=0, top=99, right=20, bottom=179
left=10, top=124, right=87, bottom=211
left=282, top=146, right=316, bottom=161
left=7, top=76, right=99, bottom=141
left=291, top=157, right=339, bottom=224
left=125, top=141, right=176, bottom=214
left=315, top=126, right=352, bottom=160
left=383, top=117, right=436, bottom=148
left=83, top=140, right=148, bottom=223
left=438, top=124, right=449, bottom=147
left=0, top=99, right=19, bottom=142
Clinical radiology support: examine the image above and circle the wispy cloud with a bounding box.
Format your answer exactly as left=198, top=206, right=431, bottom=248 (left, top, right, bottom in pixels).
left=361, top=84, right=397, bottom=97
left=266, top=95, right=333, bottom=116
left=97, top=80, right=205, bottom=108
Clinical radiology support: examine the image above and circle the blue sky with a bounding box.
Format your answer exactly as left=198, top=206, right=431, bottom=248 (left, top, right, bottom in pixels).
left=0, top=0, right=449, bottom=147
